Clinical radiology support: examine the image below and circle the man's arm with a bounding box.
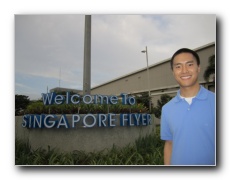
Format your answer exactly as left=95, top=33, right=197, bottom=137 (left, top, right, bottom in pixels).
left=164, top=140, right=172, bottom=165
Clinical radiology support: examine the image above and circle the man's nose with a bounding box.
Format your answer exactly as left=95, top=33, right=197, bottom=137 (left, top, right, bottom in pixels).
left=181, top=65, right=188, bottom=73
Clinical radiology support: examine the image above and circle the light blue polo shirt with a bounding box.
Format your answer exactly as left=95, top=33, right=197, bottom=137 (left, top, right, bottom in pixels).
left=161, top=86, right=215, bottom=165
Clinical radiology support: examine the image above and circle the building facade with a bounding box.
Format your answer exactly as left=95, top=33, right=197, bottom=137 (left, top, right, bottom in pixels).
left=91, top=42, right=215, bottom=122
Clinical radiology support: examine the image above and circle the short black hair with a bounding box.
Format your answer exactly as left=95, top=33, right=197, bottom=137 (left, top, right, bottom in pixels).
left=170, top=48, right=200, bottom=70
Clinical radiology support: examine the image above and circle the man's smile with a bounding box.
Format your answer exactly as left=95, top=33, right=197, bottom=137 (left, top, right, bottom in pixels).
left=180, top=75, right=192, bottom=80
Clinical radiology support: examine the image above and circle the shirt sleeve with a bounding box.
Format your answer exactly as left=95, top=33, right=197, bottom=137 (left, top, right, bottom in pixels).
left=160, top=106, right=173, bottom=141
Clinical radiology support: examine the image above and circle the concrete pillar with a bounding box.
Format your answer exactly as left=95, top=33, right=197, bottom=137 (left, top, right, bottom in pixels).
left=83, top=15, right=91, bottom=95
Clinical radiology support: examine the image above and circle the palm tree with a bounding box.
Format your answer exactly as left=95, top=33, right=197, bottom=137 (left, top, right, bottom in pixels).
left=203, top=54, right=215, bottom=83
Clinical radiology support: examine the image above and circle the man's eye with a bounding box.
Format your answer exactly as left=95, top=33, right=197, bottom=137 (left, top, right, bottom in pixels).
left=188, top=63, right=193, bottom=66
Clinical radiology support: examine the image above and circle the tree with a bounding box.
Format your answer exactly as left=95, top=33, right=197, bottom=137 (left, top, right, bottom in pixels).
left=152, top=94, right=172, bottom=119
left=135, top=92, right=151, bottom=111
left=15, top=94, right=30, bottom=115
left=203, top=55, right=215, bottom=83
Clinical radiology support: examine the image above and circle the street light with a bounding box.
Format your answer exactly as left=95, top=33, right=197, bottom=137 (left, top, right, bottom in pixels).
left=141, top=46, right=151, bottom=112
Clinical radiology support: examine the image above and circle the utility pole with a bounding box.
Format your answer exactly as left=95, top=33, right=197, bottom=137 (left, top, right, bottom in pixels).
left=83, top=15, right=91, bottom=95
left=141, top=46, right=151, bottom=112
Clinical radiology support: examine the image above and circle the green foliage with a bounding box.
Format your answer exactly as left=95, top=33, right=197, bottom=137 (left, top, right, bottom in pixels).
left=15, top=126, right=164, bottom=165
left=24, top=100, right=148, bottom=114
left=15, top=138, right=32, bottom=165
left=15, top=94, right=31, bottom=115
left=203, top=54, right=215, bottom=82
left=152, top=94, right=172, bottom=119
left=135, top=92, right=151, bottom=111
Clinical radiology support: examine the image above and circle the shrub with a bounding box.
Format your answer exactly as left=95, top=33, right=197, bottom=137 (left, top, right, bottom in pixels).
left=15, top=126, right=164, bottom=165
left=24, top=100, right=148, bottom=114
left=152, top=94, right=172, bottom=119
left=15, top=95, right=30, bottom=115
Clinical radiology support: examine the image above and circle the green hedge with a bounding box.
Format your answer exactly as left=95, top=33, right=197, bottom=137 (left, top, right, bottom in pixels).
left=24, top=101, right=149, bottom=114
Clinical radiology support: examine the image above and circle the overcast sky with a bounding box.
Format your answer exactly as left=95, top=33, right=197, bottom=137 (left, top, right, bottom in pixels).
left=15, top=14, right=215, bottom=100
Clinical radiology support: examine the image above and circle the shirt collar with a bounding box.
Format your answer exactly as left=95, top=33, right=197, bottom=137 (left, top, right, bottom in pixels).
left=174, top=85, right=208, bottom=103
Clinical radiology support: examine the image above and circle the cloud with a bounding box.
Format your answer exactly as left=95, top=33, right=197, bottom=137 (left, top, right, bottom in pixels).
left=15, top=14, right=215, bottom=99
left=15, top=15, right=84, bottom=81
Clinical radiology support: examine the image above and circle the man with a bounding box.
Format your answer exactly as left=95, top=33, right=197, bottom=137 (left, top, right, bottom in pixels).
left=160, top=48, right=215, bottom=165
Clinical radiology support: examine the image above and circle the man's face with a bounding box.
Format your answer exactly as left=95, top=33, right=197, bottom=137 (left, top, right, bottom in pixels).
left=172, top=52, right=200, bottom=89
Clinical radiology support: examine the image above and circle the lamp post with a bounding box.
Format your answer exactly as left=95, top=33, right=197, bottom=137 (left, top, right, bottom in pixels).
left=141, top=46, right=151, bottom=112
